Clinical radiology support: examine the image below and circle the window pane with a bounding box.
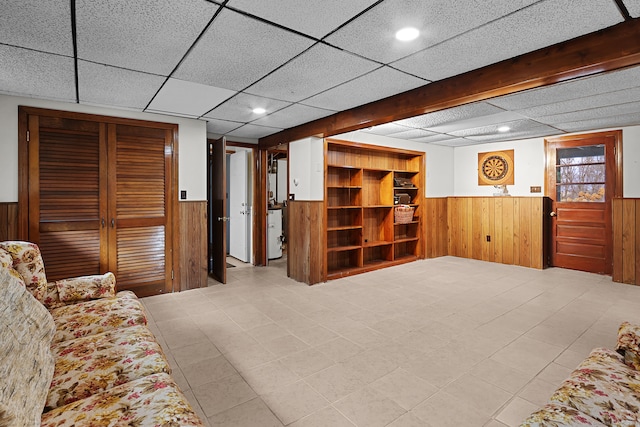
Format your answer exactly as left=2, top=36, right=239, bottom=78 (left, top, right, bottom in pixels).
left=557, top=145, right=604, bottom=165
left=556, top=164, right=605, bottom=184
left=557, top=184, right=605, bottom=202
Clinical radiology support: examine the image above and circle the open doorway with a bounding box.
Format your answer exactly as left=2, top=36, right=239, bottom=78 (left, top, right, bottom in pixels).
left=226, top=145, right=255, bottom=269
left=266, top=145, right=288, bottom=269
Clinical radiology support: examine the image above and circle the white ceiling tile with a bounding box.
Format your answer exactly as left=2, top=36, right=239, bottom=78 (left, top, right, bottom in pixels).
left=427, top=111, right=526, bottom=133
left=431, top=138, right=478, bottom=147
left=147, top=78, right=237, bottom=117
left=226, top=124, right=283, bottom=139
left=204, top=93, right=291, bottom=123
left=302, top=66, right=428, bottom=111
left=536, top=101, right=640, bottom=125
left=175, top=9, right=315, bottom=92
left=362, top=123, right=414, bottom=136
left=515, top=87, right=640, bottom=119
left=386, top=128, right=438, bottom=140
left=252, top=104, right=335, bottom=129
left=206, top=119, right=244, bottom=135
left=78, top=61, right=165, bottom=110
left=410, top=134, right=457, bottom=144
left=227, top=0, right=379, bottom=39
left=325, top=0, right=540, bottom=64
left=0, top=0, right=72, bottom=55
left=555, top=112, right=640, bottom=133
left=623, top=0, right=640, bottom=17
left=394, top=103, right=505, bottom=129
left=76, top=0, right=218, bottom=75
left=245, top=44, right=379, bottom=102
left=0, top=46, right=75, bottom=102
left=489, top=66, right=640, bottom=111
left=449, top=119, right=560, bottom=142
left=392, top=0, right=623, bottom=81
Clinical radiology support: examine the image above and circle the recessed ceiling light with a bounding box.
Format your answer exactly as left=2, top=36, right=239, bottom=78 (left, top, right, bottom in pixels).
left=498, top=126, right=510, bottom=132
left=252, top=107, right=266, bottom=114
left=395, top=27, right=419, bottom=42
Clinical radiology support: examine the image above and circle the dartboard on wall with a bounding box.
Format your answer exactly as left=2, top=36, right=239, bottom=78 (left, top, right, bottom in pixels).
left=478, top=149, right=514, bottom=185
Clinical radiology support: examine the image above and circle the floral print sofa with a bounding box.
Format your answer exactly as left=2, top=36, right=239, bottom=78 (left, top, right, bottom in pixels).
left=521, top=322, right=640, bottom=426
left=0, top=241, right=204, bottom=426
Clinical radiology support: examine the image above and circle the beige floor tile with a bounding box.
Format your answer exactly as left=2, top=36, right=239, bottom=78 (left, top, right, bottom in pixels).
left=386, top=412, right=430, bottom=427
left=305, top=364, right=366, bottom=402
left=491, top=337, right=564, bottom=376
left=517, top=378, right=558, bottom=407
left=473, top=358, right=533, bottom=394
left=484, top=420, right=509, bottom=427
left=536, top=362, right=572, bottom=387
left=222, top=343, right=277, bottom=372
left=371, top=368, right=438, bottom=410
left=182, top=389, right=211, bottom=427
left=554, top=348, right=591, bottom=369
left=247, top=323, right=290, bottom=344
left=262, top=381, right=329, bottom=425
left=210, top=331, right=259, bottom=354
left=171, top=341, right=222, bottom=368
left=289, top=406, right=355, bottom=427
left=341, top=350, right=398, bottom=385
left=193, top=373, right=257, bottom=417
left=496, top=397, right=540, bottom=427
left=314, top=337, right=364, bottom=362
left=290, top=325, right=338, bottom=346
left=279, top=348, right=336, bottom=378
left=263, top=334, right=310, bottom=357
left=162, top=328, right=209, bottom=350
left=241, top=360, right=300, bottom=395
left=208, top=397, right=283, bottom=427
left=334, top=387, right=406, bottom=427
left=182, top=355, right=238, bottom=389
left=443, top=373, right=513, bottom=416
left=412, top=391, right=492, bottom=427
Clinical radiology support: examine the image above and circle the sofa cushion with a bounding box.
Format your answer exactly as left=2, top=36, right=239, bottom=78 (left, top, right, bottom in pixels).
left=0, top=241, right=48, bottom=302
left=548, top=347, right=640, bottom=426
left=616, top=322, right=640, bottom=371
left=0, top=269, right=56, bottom=426
left=49, top=291, right=147, bottom=343
left=41, top=373, right=205, bottom=427
left=520, top=402, right=607, bottom=426
left=46, top=325, right=170, bottom=411
left=54, top=272, right=116, bottom=302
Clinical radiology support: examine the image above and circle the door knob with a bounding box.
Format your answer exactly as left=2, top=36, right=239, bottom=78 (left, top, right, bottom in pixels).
left=550, top=211, right=557, bottom=217
left=218, top=217, right=230, bottom=221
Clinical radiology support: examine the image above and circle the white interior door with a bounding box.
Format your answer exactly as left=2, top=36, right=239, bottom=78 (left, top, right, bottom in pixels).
left=229, top=150, right=250, bottom=262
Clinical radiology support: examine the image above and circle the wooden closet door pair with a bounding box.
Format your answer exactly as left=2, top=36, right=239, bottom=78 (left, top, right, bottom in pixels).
left=20, top=108, right=176, bottom=297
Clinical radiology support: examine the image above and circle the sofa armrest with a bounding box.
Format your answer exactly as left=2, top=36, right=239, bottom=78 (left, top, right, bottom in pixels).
left=52, top=272, right=116, bottom=303
left=616, top=321, right=640, bottom=370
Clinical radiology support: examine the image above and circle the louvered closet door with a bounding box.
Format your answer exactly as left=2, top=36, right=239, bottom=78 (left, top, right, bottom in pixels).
left=107, top=124, right=172, bottom=296
left=28, top=115, right=107, bottom=280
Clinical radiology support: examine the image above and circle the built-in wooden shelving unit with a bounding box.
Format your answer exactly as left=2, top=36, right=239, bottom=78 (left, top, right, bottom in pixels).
left=324, top=139, right=425, bottom=280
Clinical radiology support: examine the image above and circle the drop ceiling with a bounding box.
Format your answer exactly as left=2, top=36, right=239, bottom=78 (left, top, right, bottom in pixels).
left=1, top=0, right=639, bottom=147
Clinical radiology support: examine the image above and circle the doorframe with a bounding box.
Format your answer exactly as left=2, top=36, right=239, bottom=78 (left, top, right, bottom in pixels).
left=18, top=106, right=180, bottom=293
left=543, top=130, right=623, bottom=272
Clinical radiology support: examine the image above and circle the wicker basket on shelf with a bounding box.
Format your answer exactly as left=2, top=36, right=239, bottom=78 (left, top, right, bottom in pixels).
left=394, top=205, right=414, bottom=224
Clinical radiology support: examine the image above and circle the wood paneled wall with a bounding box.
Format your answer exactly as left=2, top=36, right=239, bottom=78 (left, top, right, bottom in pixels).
left=613, top=198, right=640, bottom=285
left=178, top=201, right=207, bottom=291
left=288, top=201, right=324, bottom=285
left=447, top=197, right=547, bottom=269
left=424, top=198, right=448, bottom=258
left=0, top=202, right=19, bottom=241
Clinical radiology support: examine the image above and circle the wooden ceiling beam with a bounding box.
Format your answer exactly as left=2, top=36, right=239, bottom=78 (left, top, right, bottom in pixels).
left=259, top=18, right=640, bottom=149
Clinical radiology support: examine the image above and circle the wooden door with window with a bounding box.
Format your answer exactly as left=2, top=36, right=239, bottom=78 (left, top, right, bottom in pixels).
left=19, top=107, right=176, bottom=297
left=545, top=131, right=622, bottom=274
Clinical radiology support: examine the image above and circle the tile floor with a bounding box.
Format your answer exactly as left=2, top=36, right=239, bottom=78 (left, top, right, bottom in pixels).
left=141, top=256, right=640, bottom=427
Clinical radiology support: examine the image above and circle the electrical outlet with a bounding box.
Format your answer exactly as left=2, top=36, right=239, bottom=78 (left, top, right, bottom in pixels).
left=486, top=235, right=491, bottom=242
left=180, top=190, right=187, bottom=200
left=530, top=186, right=541, bottom=193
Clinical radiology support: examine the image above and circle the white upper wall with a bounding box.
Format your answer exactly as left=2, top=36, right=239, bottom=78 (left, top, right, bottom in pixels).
left=453, top=125, right=640, bottom=198
left=0, top=94, right=208, bottom=202
left=288, top=136, right=324, bottom=201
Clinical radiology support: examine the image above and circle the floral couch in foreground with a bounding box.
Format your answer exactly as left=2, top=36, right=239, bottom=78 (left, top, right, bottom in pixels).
left=0, top=241, right=203, bottom=426
left=521, top=322, right=640, bottom=427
